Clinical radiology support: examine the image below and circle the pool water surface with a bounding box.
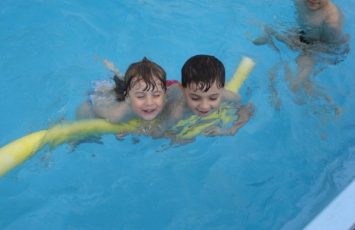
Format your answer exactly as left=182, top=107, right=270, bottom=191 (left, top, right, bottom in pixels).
left=0, top=1, right=354, bottom=229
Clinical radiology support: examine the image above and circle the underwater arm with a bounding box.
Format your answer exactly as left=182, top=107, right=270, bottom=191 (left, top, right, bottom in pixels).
left=76, top=101, right=96, bottom=120
left=228, top=103, right=254, bottom=135
left=323, top=7, right=343, bottom=43
left=202, top=103, right=254, bottom=137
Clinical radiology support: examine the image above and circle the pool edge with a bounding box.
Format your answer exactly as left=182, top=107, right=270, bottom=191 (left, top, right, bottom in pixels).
left=304, top=179, right=355, bottom=230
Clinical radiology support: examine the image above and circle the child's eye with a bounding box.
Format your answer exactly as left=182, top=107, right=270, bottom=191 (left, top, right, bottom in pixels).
left=190, top=97, right=200, bottom=101
left=209, top=95, right=220, bottom=101
left=152, top=92, right=163, bottom=97
left=135, top=94, right=145, bottom=99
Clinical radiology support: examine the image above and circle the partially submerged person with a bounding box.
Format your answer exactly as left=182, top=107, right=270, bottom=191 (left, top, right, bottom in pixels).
left=295, top=0, right=345, bottom=45
left=165, top=54, right=254, bottom=140
left=253, top=0, right=349, bottom=96
left=292, top=0, right=349, bottom=92
left=76, top=57, right=167, bottom=137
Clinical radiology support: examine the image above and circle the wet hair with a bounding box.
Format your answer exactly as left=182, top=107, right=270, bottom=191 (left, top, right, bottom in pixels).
left=113, top=57, right=167, bottom=101
left=181, top=54, right=225, bottom=92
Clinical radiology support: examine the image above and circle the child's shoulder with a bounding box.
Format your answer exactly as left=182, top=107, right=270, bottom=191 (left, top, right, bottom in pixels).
left=221, top=88, right=241, bottom=102
left=325, top=2, right=342, bottom=19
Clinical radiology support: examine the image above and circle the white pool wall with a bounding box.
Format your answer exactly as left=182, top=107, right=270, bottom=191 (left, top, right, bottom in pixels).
left=305, top=179, right=355, bottom=230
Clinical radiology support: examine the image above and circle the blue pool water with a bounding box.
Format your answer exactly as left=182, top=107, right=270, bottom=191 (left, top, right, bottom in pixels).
left=1, top=1, right=354, bottom=229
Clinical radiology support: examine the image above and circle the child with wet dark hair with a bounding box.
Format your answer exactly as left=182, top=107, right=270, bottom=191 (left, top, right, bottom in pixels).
left=181, top=54, right=225, bottom=91
left=179, top=55, right=235, bottom=117
left=166, top=54, right=253, bottom=138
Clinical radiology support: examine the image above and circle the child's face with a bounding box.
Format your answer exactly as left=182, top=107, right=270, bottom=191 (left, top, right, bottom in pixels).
left=127, top=77, right=165, bottom=120
left=183, top=81, right=222, bottom=117
left=305, top=0, right=328, bottom=10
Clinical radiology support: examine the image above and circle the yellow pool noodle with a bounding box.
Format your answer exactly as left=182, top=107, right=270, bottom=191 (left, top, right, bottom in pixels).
left=225, top=56, right=255, bottom=92
left=0, top=56, right=255, bottom=177
left=0, top=119, right=140, bottom=176
left=0, top=130, right=47, bottom=176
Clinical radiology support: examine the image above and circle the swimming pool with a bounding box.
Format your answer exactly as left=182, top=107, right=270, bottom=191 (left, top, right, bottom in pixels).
left=0, top=0, right=354, bottom=229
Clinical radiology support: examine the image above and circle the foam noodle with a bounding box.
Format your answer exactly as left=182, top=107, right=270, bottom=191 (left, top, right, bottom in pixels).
left=0, top=131, right=47, bottom=176
left=0, top=119, right=140, bottom=176
left=225, top=56, right=255, bottom=92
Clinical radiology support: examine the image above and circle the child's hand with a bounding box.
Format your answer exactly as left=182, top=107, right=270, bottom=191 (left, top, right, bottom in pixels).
left=203, top=126, right=222, bottom=136
left=68, top=135, right=103, bottom=152
left=229, top=103, right=254, bottom=135
left=115, top=133, right=126, bottom=141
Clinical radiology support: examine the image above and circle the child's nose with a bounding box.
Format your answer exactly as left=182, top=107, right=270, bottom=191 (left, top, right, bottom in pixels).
left=145, top=95, right=154, bottom=105
left=200, top=100, right=210, bottom=110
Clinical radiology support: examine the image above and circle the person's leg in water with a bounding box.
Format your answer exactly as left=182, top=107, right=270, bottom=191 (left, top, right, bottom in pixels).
left=268, top=62, right=283, bottom=110
left=291, top=53, right=315, bottom=93
left=291, top=52, right=341, bottom=116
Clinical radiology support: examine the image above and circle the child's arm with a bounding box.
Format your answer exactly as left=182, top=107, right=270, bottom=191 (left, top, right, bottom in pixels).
left=323, top=5, right=343, bottom=43
left=202, top=103, right=254, bottom=137
left=91, top=101, right=133, bottom=140
left=227, top=103, right=254, bottom=135
left=91, top=100, right=129, bottom=123
left=73, top=100, right=129, bottom=147
left=76, top=101, right=96, bottom=120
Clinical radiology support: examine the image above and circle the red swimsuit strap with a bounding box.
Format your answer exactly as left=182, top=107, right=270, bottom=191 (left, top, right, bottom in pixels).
left=166, top=80, right=180, bottom=87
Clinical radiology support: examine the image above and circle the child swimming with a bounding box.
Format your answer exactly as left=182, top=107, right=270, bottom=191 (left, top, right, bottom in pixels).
left=165, top=54, right=253, bottom=140
left=76, top=57, right=167, bottom=136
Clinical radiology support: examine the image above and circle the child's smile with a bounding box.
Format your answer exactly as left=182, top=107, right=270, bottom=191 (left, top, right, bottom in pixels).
left=183, top=81, right=222, bottom=117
